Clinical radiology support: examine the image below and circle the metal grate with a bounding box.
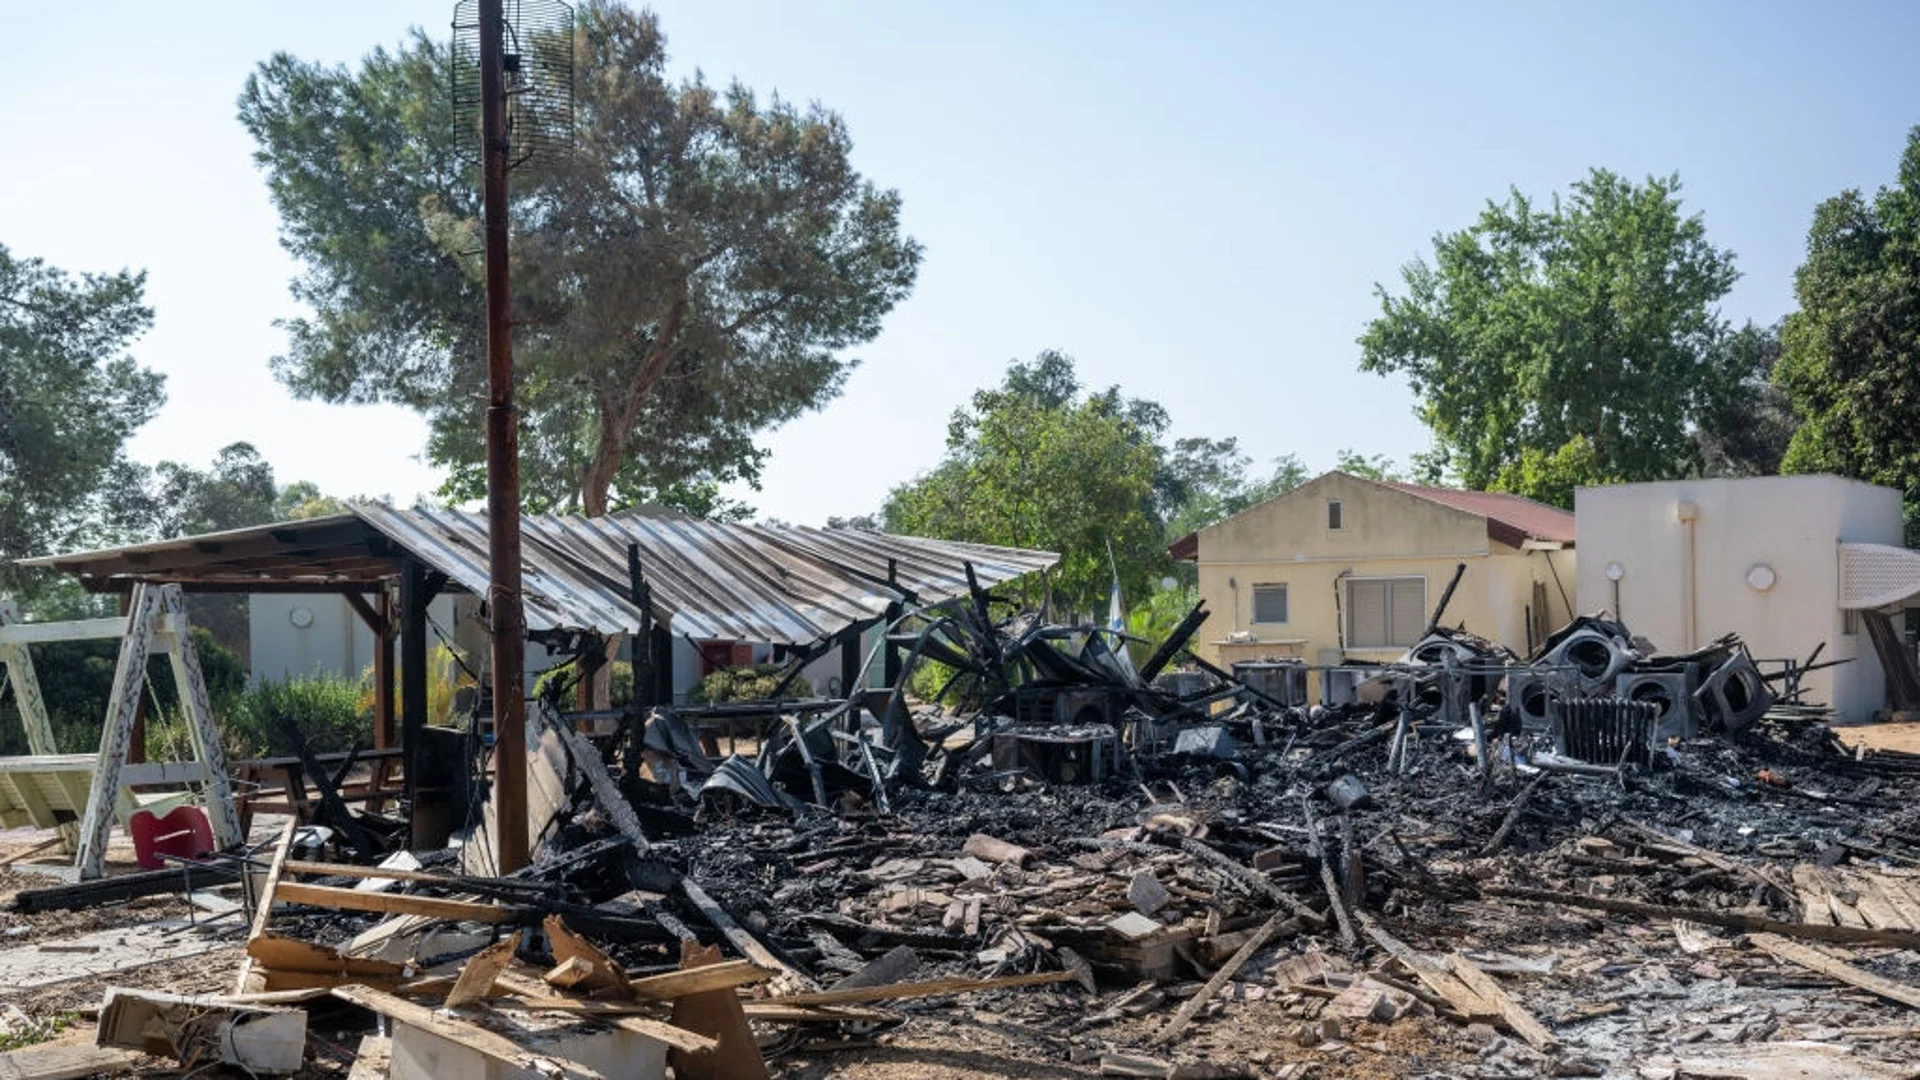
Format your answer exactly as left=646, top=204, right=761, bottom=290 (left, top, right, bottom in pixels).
left=451, top=0, right=575, bottom=168
left=1552, top=697, right=1659, bottom=766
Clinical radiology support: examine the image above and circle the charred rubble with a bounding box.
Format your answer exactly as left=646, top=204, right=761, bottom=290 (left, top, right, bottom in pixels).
left=18, top=571, right=1920, bottom=1078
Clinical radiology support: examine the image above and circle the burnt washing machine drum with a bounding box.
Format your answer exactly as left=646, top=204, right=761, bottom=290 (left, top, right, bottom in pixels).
left=1614, top=669, right=1699, bottom=741
left=1544, top=627, right=1632, bottom=691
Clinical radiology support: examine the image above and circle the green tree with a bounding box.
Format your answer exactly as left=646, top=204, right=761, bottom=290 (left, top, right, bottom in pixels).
left=882, top=353, right=1169, bottom=615
left=1696, top=320, right=1796, bottom=478
left=1333, top=448, right=1404, bottom=482
left=238, top=2, right=920, bottom=517
left=1159, top=438, right=1307, bottom=537
left=1359, top=168, right=1739, bottom=507
left=273, top=480, right=351, bottom=520
left=1775, top=126, right=1920, bottom=539
left=152, top=442, right=278, bottom=539
left=0, top=244, right=162, bottom=603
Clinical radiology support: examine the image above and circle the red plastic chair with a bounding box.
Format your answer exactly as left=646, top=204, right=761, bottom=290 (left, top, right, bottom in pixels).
left=129, top=806, right=215, bottom=871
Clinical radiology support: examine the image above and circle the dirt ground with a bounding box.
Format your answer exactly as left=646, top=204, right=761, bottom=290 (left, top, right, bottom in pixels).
left=1837, top=722, right=1920, bottom=755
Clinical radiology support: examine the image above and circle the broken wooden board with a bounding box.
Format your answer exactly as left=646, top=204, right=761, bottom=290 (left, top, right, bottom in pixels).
left=545, top=915, right=631, bottom=998
left=1360, top=917, right=1496, bottom=1023
left=773, top=969, right=1081, bottom=1007
left=333, top=984, right=609, bottom=1079
left=667, top=940, right=766, bottom=1080
left=1448, top=952, right=1556, bottom=1051
left=446, top=932, right=522, bottom=1009
left=1751, top=932, right=1920, bottom=1011
left=628, top=959, right=771, bottom=1001
left=248, top=934, right=410, bottom=984
left=275, top=881, right=511, bottom=923
left=1485, top=885, right=1920, bottom=949
left=235, top=817, right=300, bottom=995
left=1646, top=1041, right=1916, bottom=1079
left=1156, top=911, right=1282, bottom=1044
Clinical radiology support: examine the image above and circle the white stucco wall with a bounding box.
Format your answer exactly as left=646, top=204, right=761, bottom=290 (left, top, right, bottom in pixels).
left=1574, top=475, right=1903, bottom=723
left=249, top=593, right=465, bottom=685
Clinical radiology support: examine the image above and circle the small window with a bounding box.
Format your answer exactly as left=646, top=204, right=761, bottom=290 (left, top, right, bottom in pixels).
left=1327, top=500, right=1343, bottom=530
left=1251, top=583, right=1288, bottom=624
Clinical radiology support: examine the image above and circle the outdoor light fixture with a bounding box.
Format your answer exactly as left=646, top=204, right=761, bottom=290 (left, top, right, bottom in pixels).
left=1747, top=563, right=1777, bottom=592
left=288, top=606, right=314, bottom=629
left=1604, top=561, right=1626, bottom=582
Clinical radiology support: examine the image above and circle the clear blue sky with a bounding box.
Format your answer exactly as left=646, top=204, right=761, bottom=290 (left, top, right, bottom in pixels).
left=4, top=1, right=1917, bottom=524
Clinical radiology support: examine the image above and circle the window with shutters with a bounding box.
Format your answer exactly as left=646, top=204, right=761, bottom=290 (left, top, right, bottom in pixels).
left=1327, top=499, right=1343, bottom=530
left=1344, top=576, right=1427, bottom=648
left=1251, top=583, right=1288, bottom=624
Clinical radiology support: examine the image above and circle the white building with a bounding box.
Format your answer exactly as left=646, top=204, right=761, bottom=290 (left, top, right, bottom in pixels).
left=1574, top=475, right=1904, bottom=724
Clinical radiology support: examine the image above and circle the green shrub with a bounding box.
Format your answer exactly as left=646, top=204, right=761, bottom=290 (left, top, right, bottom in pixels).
left=689, top=663, right=786, bottom=704
left=532, top=659, right=634, bottom=707
left=225, top=674, right=370, bottom=758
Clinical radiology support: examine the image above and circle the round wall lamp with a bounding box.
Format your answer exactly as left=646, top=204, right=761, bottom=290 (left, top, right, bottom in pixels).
left=1604, top=561, right=1626, bottom=582
left=288, top=606, right=315, bottom=629
left=1746, top=563, right=1777, bottom=592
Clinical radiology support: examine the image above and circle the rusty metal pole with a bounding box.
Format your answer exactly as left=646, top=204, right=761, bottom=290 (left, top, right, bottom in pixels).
left=480, top=0, right=529, bottom=874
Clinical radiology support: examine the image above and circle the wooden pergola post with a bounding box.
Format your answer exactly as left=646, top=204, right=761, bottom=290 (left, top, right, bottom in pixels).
left=400, top=559, right=428, bottom=823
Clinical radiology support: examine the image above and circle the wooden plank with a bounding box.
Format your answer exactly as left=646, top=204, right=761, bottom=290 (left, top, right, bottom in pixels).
left=0, top=1042, right=139, bottom=1080
left=1816, top=867, right=1870, bottom=928
left=248, top=934, right=409, bottom=979
left=1360, top=916, right=1497, bottom=1022
left=1750, top=932, right=1920, bottom=1011
left=1485, top=885, right=1920, bottom=949
left=1793, top=864, right=1837, bottom=925
left=235, top=817, right=300, bottom=995
left=772, top=969, right=1078, bottom=1007
left=666, top=940, right=766, bottom=1080
left=738, top=1002, right=903, bottom=1024
left=330, top=984, right=606, bottom=1079
left=445, top=932, right=522, bottom=1009
left=545, top=915, right=630, bottom=998
left=1154, top=911, right=1281, bottom=1044
left=1879, top=876, right=1920, bottom=930
left=275, top=881, right=510, bottom=923
left=629, top=960, right=772, bottom=1001
left=608, top=1015, right=719, bottom=1056
left=284, top=859, right=463, bottom=887
left=1849, top=873, right=1911, bottom=931
left=1448, top=952, right=1556, bottom=1051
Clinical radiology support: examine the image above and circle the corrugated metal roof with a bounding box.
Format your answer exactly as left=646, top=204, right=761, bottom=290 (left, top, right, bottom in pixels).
left=20, top=504, right=1057, bottom=644
left=351, top=505, right=1057, bottom=643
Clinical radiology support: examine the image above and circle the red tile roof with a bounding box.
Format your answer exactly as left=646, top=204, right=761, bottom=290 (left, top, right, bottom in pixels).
left=1377, top=480, right=1576, bottom=547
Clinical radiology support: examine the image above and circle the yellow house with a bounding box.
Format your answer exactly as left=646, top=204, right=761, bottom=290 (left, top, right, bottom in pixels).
left=1176, top=472, right=1577, bottom=690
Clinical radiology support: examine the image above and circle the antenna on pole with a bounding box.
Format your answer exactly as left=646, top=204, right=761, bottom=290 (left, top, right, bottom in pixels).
left=450, top=0, right=572, bottom=874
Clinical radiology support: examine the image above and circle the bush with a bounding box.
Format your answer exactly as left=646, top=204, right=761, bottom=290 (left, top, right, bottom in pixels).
left=689, top=663, right=787, bottom=704
left=225, top=674, right=370, bottom=758
left=531, top=659, right=634, bottom=708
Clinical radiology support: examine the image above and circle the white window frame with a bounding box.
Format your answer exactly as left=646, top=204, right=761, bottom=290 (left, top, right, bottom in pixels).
left=1327, top=499, right=1344, bottom=531
left=1344, top=574, right=1427, bottom=649
left=1250, top=583, right=1288, bottom=625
